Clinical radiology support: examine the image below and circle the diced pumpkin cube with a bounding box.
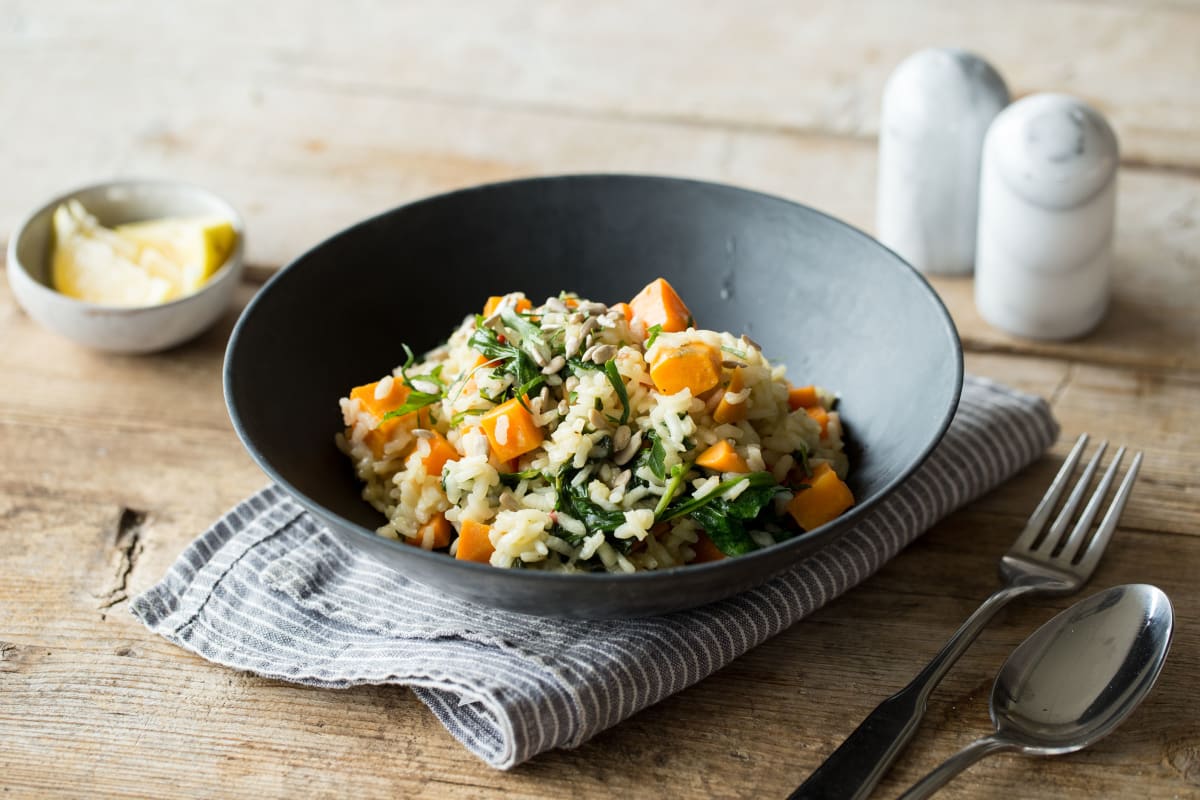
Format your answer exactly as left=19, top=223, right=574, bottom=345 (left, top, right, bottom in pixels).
left=648, top=342, right=722, bottom=396
left=611, top=301, right=634, bottom=322
left=629, top=277, right=693, bottom=333
left=695, top=440, right=750, bottom=473
left=350, top=379, right=427, bottom=459
left=788, top=384, right=819, bottom=410
left=690, top=531, right=727, bottom=563
left=483, top=295, right=532, bottom=316
left=713, top=367, right=748, bottom=424
left=409, top=513, right=452, bottom=550
left=805, top=405, right=830, bottom=437
left=479, top=398, right=544, bottom=462
left=350, top=379, right=407, bottom=420
left=787, top=462, right=854, bottom=531
left=420, top=431, right=460, bottom=477
left=455, top=519, right=495, bottom=563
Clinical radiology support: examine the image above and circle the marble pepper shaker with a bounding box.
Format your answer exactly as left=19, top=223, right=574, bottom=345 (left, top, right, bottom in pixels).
left=876, top=48, right=1009, bottom=275
left=975, top=93, right=1119, bottom=340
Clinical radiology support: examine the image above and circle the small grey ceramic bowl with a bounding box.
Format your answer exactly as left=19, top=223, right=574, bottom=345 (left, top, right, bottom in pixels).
left=6, top=179, right=245, bottom=353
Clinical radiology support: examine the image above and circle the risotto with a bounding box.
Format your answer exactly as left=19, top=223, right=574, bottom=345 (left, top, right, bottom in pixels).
left=337, top=278, right=854, bottom=572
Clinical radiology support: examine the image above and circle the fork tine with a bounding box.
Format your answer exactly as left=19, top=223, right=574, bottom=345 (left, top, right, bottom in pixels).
left=1058, top=447, right=1125, bottom=563
left=1075, top=451, right=1143, bottom=577
left=1010, top=433, right=1089, bottom=552
left=1038, top=440, right=1108, bottom=553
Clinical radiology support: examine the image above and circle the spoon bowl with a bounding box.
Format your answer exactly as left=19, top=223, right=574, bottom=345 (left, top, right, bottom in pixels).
left=901, top=584, right=1173, bottom=799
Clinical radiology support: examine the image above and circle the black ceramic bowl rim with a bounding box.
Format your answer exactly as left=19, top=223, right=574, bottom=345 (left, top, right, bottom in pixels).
left=224, top=174, right=963, bottom=594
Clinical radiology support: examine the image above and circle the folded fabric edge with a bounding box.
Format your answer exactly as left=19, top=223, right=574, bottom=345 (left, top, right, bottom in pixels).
left=128, top=374, right=1061, bottom=771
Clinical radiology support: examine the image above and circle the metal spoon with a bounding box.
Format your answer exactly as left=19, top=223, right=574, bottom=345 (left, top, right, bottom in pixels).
left=899, top=583, right=1173, bottom=799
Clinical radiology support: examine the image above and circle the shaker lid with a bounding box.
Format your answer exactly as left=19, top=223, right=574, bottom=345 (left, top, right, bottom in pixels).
left=987, top=93, right=1119, bottom=209
left=882, top=48, right=1009, bottom=131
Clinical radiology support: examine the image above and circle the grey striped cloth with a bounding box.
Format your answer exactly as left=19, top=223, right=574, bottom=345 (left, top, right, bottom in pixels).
left=131, top=375, right=1057, bottom=770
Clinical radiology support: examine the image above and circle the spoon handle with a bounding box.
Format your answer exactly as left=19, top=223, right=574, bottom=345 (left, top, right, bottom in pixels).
left=790, top=584, right=1036, bottom=800
left=897, top=736, right=1012, bottom=800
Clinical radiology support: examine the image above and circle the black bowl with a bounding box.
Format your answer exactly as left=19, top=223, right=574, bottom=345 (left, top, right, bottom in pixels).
left=225, top=175, right=961, bottom=618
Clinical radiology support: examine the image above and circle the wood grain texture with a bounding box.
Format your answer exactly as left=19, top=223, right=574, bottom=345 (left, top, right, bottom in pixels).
left=2, top=2, right=1199, bottom=797
left=4, top=0, right=1199, bottom=169
left=1, top=278, right=1198, bottom=798
left=2, top=42, right=1196, bottom=370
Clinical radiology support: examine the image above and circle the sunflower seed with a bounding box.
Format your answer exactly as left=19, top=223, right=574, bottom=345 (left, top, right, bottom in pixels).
left=612, top=429, right=643, bottom=466
left=578, top=316, right=599, bottom=338
left=544, top=297, right=568, bottom=313
left=541, top=355, right=566, bottom=375
left=612, top=424, right=632, bottom=452
left=412, top=429, right=435, bottom=439
left=565, top=332, right=582, bottom=358
left=722, top=360, right=748, bottom=370
left=587, top=344, right=617, bottom=364
left=577, top=301, right=607, bottom=316
left=588, top=408, right=607, bottom=430
left=498, top=491, right=519, bottom=511
left=741, top=335, right=763, bottom=351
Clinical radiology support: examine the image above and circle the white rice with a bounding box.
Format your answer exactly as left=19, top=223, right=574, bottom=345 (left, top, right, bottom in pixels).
left=337, top=288, right=851, bottom=572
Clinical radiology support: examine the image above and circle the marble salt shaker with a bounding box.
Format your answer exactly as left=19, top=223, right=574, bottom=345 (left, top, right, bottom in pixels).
left=975, top=93, right=1119, bottom=340
left=876, top=48, right=1009, bottom=275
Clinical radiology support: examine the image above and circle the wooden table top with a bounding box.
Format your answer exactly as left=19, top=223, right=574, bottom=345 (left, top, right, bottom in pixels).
left=2, top=3, right=1197, bottom=798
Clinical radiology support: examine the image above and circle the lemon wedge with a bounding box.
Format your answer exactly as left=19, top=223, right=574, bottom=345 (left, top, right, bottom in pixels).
left=116, top=216, right=236, bottom=293
left=50, top=200, right=236, bottom=306
left=52, top=200, right=174, bottom=306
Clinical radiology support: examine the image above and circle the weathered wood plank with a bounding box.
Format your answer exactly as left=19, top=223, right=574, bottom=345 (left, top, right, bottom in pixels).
left=2, top=83, right=1195, bottom=371
left=1, top=277, right=1195, bottom=539
left=0, top=309, right=1195, bottom=798
left=962, top=353, right=1200, bottom=538
left=2, top=498, right=1196, bottom=798
left=4, top=0, right=1199, bottom=170
left=2, top=5, right=1198, bottom=797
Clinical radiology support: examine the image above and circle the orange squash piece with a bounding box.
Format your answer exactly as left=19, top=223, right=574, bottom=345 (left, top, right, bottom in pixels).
left=483, top=295, right=532, bottom=316
left=421, top=432, right=460, bottom=477
left=629, top=277, right=693, bottom=333
left=787, top=462, right=854, bottom=531
left=690, top=532, right=727, bottom=563
left=695, top=440, right=750, bottom=473
left=713, top=367, right=748, bottom=424
left=350, top=379, right=429, bottom=459
left=611, top=301, right=634, bottom=322
left=805, top=405, right=830, bottom=437
left=463, top=354, right=492, bottom=396
left=455, top=519, right=495, bottom=563
left=648, top=342, right=722, bottom=396
left=351, top=380, right=407, bottom=420
left=479, top=398, right=544, bottom=462
left=787, top=384, right=819, bottom=410
left=410, top=513, right=452, bottom=550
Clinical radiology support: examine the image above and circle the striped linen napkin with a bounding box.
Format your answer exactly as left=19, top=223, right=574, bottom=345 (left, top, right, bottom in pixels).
left=131, top=375, right=1057, bottom=769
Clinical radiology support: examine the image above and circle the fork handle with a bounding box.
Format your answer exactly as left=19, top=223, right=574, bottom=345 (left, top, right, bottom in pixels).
left=789, top=584, right=1037, bottom=800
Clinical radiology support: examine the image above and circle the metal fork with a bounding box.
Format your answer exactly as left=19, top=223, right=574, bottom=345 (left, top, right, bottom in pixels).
left=791, top=433, right=1143, bottom=800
